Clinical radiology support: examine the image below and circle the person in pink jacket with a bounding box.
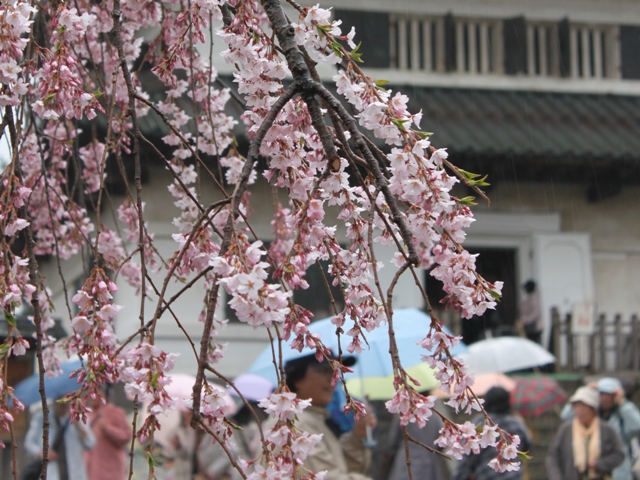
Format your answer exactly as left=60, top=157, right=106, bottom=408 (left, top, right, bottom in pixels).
left=85, top=387, right=133, bottom=480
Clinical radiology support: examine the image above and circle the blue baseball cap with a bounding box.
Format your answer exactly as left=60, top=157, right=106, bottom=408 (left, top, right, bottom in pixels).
left=597, top=377, right=623, bottom=394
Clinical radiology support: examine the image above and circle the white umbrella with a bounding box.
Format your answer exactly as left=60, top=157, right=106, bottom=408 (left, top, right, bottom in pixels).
left=457, top=336, right=556, bottom=374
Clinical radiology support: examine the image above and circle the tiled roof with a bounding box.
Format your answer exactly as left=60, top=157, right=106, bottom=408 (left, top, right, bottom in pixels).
left=398, top=86, right=640, bottom=161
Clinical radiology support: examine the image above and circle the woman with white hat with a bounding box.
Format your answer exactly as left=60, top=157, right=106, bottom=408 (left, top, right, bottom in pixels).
left=547, top=386, right=625, bottom=480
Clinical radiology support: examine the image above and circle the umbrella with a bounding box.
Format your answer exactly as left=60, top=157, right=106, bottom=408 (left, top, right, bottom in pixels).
left=456, top=336, right=556, bottom=374
left=430, top=372, right=516, bottom=398
left=227, top=373, right=274, bottom=402
left=138, top=374, right=237, bottom=449
left=470, top=372, right=517, bottom=396
left=248, top=308, right=467, bottom=390
left=510, top=376, right=567, bottom=417
left=345, top=362, right=440, bottom=400
left=14, top=358, right=83, bottom=406
left=165, top=373, right=237, bottom=415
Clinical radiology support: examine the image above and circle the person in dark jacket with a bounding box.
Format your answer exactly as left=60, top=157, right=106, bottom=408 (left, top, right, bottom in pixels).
left=561, top=377, right=640, bottom=480
left=386, top=392, right=451, bottom=480
left=547, top=386, right=625, bottom=480
left=454, top=387, right=532, bottom=480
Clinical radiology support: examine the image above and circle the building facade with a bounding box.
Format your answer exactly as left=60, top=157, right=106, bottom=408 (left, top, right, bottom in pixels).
left=38, top=0, right=640, bottom=377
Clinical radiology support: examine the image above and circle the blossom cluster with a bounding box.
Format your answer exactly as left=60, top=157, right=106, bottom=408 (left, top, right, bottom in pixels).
left=253, top=392, right=326, bottom=479
left=61, top=269, right=122, bottom=422
left=0, top=0, right=33, bottom=107
left=291, top=5, right=352, bottom=65
left=20, top=129, right=95, bottom=259
left=31, top=6, right=104, bottom=121
left=0, top=170, right=63, bottom=444
left=213, top=236, right=292, bottom=328
left=120, top=341, right=177, bottom=442
left=386, top=387, right=435, bottom=428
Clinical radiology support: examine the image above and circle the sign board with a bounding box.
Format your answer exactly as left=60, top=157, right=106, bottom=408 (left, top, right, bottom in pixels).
left=572, top=301, right=595, bottom=335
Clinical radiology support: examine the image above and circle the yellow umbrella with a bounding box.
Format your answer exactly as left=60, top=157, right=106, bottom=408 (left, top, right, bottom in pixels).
left=345, top=363, right=440, bottom=401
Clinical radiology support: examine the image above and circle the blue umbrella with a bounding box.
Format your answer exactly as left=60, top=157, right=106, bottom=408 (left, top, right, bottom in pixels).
left=248, top=308, right=467, bottom=386
left=14, top=358, right=83, bottom=406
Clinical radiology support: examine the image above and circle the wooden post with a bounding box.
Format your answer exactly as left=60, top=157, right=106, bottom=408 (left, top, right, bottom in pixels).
left=589, top=328, right=597, bottom=374
left=615, top=314, right=623, bottom=370
left=633, top=314, right=639, bottom=371
left=567, top=312, right=574, bottom=371
left=599, top=314, right=607, bottom=371
left=552, top=308, right=562, bottom=369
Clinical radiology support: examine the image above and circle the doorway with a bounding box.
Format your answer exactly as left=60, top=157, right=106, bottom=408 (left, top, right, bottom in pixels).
left=424, top=247, right=518, bottom=345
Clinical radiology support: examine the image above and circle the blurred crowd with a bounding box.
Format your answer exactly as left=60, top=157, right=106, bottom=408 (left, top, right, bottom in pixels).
left=19, top=357, right=640, bottom=480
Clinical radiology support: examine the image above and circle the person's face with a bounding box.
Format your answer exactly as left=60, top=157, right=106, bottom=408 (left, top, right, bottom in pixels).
left=573, top=401, right=597, bottom=427
left=600, top=392, right=615, bottom=412
left=294, top=362, right=335, bottom=407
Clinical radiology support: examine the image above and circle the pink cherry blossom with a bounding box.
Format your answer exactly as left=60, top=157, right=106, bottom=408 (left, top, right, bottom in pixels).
left=0, top=0, right=521, bottom=473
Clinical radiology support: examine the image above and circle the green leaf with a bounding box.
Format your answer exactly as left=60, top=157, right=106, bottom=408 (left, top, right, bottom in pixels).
left=350, top=51, right=364, bottom=63
left=457, top=196, right=477, bottom=206
left=374, top=79, right=390, bottom=86
left=150, top=371, right=160, bottom=388
left=413, top=129, right=433, bottom=139
left=4, top=312, right=16, bottom=328
left=346, top=42, right=364, bottom=63
left=517, top=451, right=532, bottom=460
left=457, top=168, right=481, bottom=180
left=468, top=174, right=490, bottom=187
left=0, top=344, right=11, bottom=360
left=147, top=452, right=158, bottom=469
left=329, top=41, right=344, bottom=58
left=488, top=289, right=502, bottom=300
left=457, top=169, right=490, bottom=187
left=391, top=118, right=409, bottom=131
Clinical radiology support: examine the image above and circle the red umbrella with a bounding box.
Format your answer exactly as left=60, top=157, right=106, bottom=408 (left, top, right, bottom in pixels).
left=510, top=376, right=567, bottom=417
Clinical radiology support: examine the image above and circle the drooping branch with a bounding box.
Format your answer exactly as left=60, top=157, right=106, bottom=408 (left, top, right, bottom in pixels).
left=112, top=0, right=148, bottom=329
left=191, top=82, right=299, bottom=424
left=260, top=0, right=419, bottom=266
left=0, top=0, right=521, bottom=475
left=313, top=83, right=420, bottom=265
left=4, top=106, right=51, bottom=480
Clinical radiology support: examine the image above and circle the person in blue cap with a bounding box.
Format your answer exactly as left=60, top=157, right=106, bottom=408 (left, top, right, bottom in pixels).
left=561, top=377, right=640, bottom=480
left=596, top=377, right=640, bottom=480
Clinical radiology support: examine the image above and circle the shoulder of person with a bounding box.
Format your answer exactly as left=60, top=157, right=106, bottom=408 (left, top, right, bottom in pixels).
left=599, top=420, right=621, bottom=437
left=618, top=400, right=640, bottom=414
left=557, top=420, right=573, bottom=435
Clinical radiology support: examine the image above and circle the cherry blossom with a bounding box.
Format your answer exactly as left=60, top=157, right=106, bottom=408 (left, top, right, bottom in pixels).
left=0, top=0, right=524, bottom=476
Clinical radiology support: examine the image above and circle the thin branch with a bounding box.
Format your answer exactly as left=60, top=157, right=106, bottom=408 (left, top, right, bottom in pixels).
left=191, top=82, right=299, bottom=424
left=112, top=0, right=148, bottom=331
left=4, top=106, right=50, bottom=480
left=133, top=93, right=228, bottom=195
